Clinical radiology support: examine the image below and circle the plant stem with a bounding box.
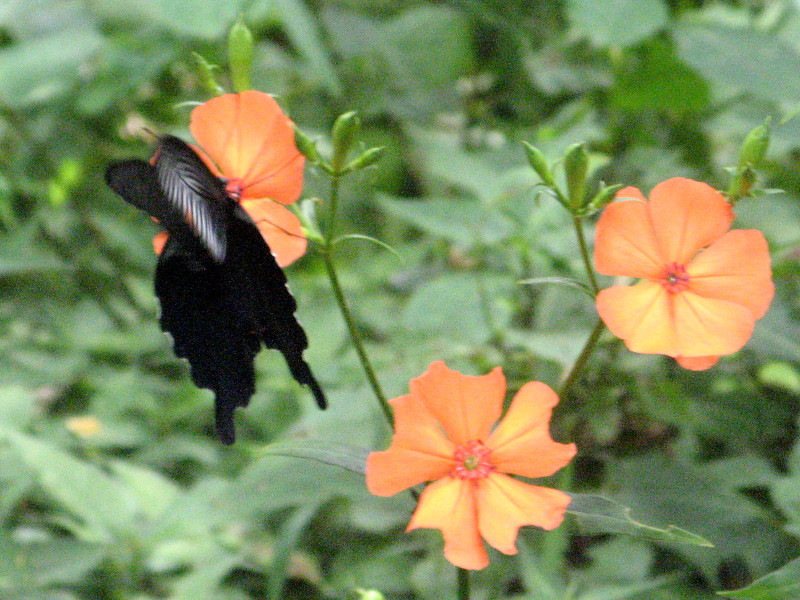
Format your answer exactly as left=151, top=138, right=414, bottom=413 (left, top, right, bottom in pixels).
left=457, top=567, right=470, bottom=600
left=571, top=215, right=599, bottom=295
left=559, top=317, right=605, bottom=398
left=322, top=173, right=394, bottom=427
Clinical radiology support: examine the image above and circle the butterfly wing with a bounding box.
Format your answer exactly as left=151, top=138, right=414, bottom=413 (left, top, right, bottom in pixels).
left=154, top=135, right=229, bottom=263
left=155, top=235, right=260, bottom=444
left=227, top=204, right=326, bottom=410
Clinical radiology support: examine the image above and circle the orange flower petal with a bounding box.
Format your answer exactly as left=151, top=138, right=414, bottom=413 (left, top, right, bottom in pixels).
left=366, top=393, right=454, bottom=497
left=241, top=199, right=307, bottom=267
left=671, top=292, right=756, bottom=357
left=615, top=186, right=647, bottom=202
left=190, top=91, right=304, bottom=204
left=647, top=178, right=733, bottom=264
left=676, top=355, right=720, bottom=370
left=410, top=361, right=504, bottom=446
left=153, top=231, right=168, bottom=255
left=408, top=477, right=488, bottom=570
left=687, top=229, right=773, bottom=318
left=594, top=197, right=664, bottom=278
left=476, top=473, right=571, bottom=555
left=596, top=282, right=679, bottom=355
left=487, top=382, right=576, bottom=479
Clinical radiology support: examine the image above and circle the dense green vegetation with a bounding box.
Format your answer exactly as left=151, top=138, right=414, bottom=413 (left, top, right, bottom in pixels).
left=3, top=0, right=800, bottom=598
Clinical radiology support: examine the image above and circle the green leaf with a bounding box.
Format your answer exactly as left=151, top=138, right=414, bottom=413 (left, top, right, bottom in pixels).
left=377, top=194, right=514, bottom=247
left=264, top=0, right=342, bottom=95
left=0, top=26, right=103, bottom=107
left=718, top=557, right=800, bottom=599
left=258, top=440, right=370, bottom=475
left=0, top=532, right=104, bottom=593
left=566, top=493, right=713, bottom=546
left=674, top=23, right=800, bottom=103
left=612, top=39, right=710, bottom=113
left=267, top=501, right=325, bottom=600
left=566, top=0, right=669, bottom=48
left=518, top=276, right=594, bottom=299
left=150, top=0, right=244, bottom=39
left=0, top=429, right=137, bottom=542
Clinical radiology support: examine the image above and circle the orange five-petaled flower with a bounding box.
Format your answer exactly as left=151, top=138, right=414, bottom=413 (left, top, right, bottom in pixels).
left=594, top=177, right=773, bottom=370
left=154, top=90, right=306, bottom=267
left=366, top=361, right=576, bottom=570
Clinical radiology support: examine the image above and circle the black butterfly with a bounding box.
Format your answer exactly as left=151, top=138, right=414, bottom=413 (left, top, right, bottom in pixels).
left=105, top=135, right=325, bottom=444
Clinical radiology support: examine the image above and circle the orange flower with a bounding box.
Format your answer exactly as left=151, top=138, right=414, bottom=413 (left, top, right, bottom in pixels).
left=594, top=178, right=773, bottom=369
left=366, top=361, right=576, bottom=570
left=190, top=90, right=306, bottom=267
left=153, top=91, right=305, bottom=266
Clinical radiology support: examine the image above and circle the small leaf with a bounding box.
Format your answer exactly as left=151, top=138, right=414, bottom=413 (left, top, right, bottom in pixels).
left=258, top=440, right=370, bottom=475
left=518, top=276, right=594, bottom=299
left=331, top=234, right=403, bottom=261
left=267, top=501, right=325, bottom=600
left=566, top=493, right=714, bottom=547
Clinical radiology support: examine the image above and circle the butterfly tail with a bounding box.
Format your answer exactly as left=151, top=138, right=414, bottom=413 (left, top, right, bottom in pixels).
left=285, top=353, right=327, bottom=409
left=215, top=401, right=237, bottom=445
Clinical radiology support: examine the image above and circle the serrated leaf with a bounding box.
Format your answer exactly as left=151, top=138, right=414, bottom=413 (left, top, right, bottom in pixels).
left=566, top=493, right=713, bottom=546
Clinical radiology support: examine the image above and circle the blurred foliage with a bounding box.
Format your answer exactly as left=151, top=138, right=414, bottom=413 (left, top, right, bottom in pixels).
left=2, top=0, right=800, bottom=598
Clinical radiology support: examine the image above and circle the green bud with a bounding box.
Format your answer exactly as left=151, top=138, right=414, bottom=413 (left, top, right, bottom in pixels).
left=191, top=52, right=224, bottom=95
left=522, top=142, right=555, bottom=187
left=331, top=111, right=360, bottom=173
left=228, top=16, right=254, bottom=93
left=297, top=198, right=324, bottom=242
left=738, top=120, right=770, bottom=168
left=342, top=146, right=385, bottom=174
left=586, top=183, right=623, bottom=215
left=563, top=142, right=589, bottom=210
left=293, top=125, right=324, bottom=166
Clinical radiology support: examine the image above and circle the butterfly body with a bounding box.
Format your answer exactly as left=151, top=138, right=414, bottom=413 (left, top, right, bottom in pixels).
left=106, top=135, right=325, bottom=444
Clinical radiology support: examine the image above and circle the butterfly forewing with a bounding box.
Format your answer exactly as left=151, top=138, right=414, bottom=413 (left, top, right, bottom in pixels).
left=154, top=136, right=228, bottom=263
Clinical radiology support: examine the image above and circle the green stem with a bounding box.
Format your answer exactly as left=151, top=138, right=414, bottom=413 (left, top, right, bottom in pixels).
left=558, top=317, right=605, bottom=398
left=322, top=174, right=394, bottom=427
left=571, top=215, right=599, bottom=295
left=457, top=567, right=470, bottom=600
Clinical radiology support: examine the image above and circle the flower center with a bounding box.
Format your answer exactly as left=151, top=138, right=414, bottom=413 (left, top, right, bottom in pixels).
left=452, top=440, right=494, bottom=480
left=659, top=262, right=690, bottom=293
left=224, top=177, right=244, bottom=200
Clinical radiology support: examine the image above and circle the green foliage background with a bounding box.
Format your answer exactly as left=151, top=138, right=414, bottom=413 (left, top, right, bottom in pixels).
left=3, top=0, right=800, bottom=598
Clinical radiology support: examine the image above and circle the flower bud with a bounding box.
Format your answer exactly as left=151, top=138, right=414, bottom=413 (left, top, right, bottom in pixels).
left=331, top=111, right=360, bottom=173
left=228, top=16, right=254, bottom=93
left=563, top=142, right=589, bottom=210
left=342, top=146, right=385, bottom=174
left=191, top=52, right=224, bottom=95
left=522, top=142, right=555, bottom=187
left=738, top=121, right=770, bottom=169
left=585, top=183, right=623, bottom=215
left=293, top=125, right=325, bottom=167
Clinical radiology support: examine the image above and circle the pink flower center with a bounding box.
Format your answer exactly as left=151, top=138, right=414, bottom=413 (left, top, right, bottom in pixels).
left=225, top=177, right=245, bottom=200
left=452, top=440, right=494, bottom=480
left=659, top=262, right=690, bottom=293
